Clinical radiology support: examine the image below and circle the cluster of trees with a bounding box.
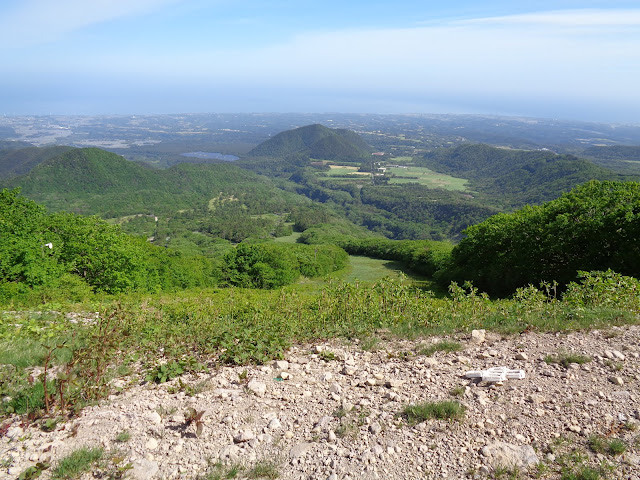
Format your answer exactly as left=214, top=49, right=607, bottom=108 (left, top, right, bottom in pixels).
left=439, top=181, right=640, bottom=295
left=0, top=188, right=222, bottom=299
left=222, top=242, right=348, bottom=289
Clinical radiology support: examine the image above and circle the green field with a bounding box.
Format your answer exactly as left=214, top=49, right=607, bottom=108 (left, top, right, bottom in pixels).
left=388, top=156, right=413, bottom=164
left=387, top=166, right=468, bottom=191
left=274, top=231, right=302, bottom=243
left=343, top=255, right=422, bottom=283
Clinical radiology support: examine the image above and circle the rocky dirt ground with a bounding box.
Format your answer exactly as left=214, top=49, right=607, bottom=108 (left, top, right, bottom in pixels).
left=2, top=325, right=640, bottom=480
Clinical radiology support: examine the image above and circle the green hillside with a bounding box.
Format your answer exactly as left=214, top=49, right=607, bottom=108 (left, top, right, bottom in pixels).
left=4, top=147, right=306, bottom=217
left=247, top=124, right=372, bottom=160
left=418, top=144, right=628, bottom=207
left=0, top=145, right=73, bottom=179
left=581, top=145, right=640, bottom=175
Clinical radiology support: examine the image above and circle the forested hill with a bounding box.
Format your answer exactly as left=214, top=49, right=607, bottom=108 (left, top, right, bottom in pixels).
left=3, top=147, right=307, bottom=217
left=0, top=145, right=73, bottom=179
left=247, top=124, right=372, bottom=160
left=418, top=144, right=630, bottom=207
left=580, top=145, right=640, bottom=176
left=583, top=145, right=640, bottom=161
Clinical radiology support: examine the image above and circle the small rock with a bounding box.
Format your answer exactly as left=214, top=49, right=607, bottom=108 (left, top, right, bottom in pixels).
left=609, top=376, right=624, bottom=386
left=6, top=426, right=23, bottom=439
left=369, top=422, right=382, bottom=435
left=234, top=430, right=255, bottom=443
left=274, top=360, right=289, bottom=370
left=481, top=442, right=539, bottom=469
left=145, top=438, right=159, bottom=450
left=247, top=379, right=267, bottom=396
left=147, top=411, right=162, bottom=425
left=267, top=418, right=282, bottom=430
left=471, top=329, right=486, bottom=344
left=131, top=459, right=159, bottom=480
left=289, top=442, right=313, bottom=459
left=515, top=352, right=528, bottom=361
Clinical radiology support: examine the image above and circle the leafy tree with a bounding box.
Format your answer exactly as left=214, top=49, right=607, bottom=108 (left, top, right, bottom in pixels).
left=223, top=243, right=300, bottom=289
left=0, top=188, right=63, bottom=287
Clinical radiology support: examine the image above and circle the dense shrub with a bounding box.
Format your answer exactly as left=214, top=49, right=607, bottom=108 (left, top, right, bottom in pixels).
left=222, top=242, right=348, bottom=289
left=439, top=181, right=640, bottom=296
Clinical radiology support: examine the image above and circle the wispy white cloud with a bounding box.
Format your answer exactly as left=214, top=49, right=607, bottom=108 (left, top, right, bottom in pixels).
left=456, top=8, right=640, bottom=27
left=0, top=0, right=185, bottom=47
left=169, top=8, right=639, bottom=102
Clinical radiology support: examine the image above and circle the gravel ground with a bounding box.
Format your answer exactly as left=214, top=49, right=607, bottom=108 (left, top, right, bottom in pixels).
left=2, top=325, right=640, bottom=479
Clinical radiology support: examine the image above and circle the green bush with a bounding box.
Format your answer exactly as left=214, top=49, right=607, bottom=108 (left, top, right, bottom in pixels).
left=440, top=181, right=640, bottom=296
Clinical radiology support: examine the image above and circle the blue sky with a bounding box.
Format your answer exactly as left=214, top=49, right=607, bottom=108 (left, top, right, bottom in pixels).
left=1, top=0, right=639, bottom=122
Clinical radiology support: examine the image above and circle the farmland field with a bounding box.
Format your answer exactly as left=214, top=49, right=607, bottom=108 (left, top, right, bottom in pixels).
left=325, top=165, right=371, bottom=176
left=387, top=166, right=468, bottom=191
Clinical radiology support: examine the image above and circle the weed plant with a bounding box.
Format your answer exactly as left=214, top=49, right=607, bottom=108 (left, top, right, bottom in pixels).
left=400, top=400, right=465, bottom=424
left=545, top=352, right=592, bottom=368
left=51, top=447, right=103, bottom=479
left=246, top=459, right=280, bottom=479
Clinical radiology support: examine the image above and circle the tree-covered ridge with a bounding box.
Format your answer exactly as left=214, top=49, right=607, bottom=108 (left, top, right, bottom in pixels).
left=2, top=147, right=309, bottom=218
left=580, top=145, right=640, bottom=176
left=0, top=145, right=73, bottom=179
left=582, top=145, right=640, bottom=161
left=418, top=144, right=628, bottom=207
left=440, top=180, right=640, bottom=295
left=246, top=124, right=372, bottom=160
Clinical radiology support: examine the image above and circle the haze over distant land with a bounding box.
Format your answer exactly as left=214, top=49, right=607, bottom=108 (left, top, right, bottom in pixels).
left=1, top=0, right=639, bottom=123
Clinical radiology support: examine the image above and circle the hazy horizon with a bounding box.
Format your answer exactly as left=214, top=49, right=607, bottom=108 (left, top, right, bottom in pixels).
left=2, top=1, right=639, bottom=123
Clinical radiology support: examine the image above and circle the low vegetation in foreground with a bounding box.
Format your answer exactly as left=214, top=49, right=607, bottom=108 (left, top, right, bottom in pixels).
left=1, top=268, right=639, bottom=422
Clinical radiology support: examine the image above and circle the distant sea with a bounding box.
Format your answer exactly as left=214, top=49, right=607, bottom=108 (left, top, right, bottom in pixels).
left=181, top=152, right=239, bottom=161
